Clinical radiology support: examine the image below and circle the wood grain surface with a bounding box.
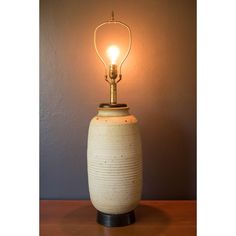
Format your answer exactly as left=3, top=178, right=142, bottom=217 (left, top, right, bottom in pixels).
left=40, top=200, right=196, bottom=236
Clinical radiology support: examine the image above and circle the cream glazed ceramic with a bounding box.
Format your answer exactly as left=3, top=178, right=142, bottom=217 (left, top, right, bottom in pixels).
left=87, top=107, right=143, bottom=214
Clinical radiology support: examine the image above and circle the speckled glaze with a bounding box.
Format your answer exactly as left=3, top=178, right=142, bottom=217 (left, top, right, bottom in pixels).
left=87, top=107, right=142, bottom=214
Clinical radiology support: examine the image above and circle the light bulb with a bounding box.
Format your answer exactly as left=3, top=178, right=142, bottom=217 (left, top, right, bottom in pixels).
left=107, top=45, right=120, bottom=65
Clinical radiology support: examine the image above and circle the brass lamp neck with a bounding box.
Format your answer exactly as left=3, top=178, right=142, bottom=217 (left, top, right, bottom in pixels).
left=110, top=80, right=117, bottom=104
left=108, top=64, right=118, bottom=104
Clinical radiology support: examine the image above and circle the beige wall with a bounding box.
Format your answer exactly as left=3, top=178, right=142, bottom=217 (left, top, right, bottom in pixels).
left=40, top=0, right=196, bottom=199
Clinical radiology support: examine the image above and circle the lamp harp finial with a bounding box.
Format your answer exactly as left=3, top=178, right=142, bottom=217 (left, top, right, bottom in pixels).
left=111, top=11, right=114, bottom=21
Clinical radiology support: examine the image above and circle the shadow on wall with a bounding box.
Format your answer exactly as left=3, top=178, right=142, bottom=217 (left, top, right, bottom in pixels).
left=141, top=111, right=196, bottom=200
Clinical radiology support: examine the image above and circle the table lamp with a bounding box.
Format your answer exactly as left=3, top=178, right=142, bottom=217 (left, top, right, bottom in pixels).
left=87, top=12, right=143, bottom=227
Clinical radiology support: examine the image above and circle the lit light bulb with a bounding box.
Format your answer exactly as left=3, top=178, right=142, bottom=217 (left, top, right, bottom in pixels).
left=106, top=45, right=120, bottom=65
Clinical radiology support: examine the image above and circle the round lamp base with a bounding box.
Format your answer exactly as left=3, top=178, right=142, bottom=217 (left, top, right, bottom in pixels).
left=97, top=210, right=135, bottom=227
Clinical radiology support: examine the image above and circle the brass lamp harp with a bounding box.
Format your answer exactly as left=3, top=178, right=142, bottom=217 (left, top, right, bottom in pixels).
left=94, top=11, right=132, bottom=106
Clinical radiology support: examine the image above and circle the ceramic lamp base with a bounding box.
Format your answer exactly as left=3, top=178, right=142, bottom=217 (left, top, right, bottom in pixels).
left=87, top=107, right=142, bottom=224
left=97, top=210, right=135, bottom=227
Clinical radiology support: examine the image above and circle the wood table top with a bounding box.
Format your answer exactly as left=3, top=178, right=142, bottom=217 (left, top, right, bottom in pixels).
left=40, top=200, right=196, bottom=236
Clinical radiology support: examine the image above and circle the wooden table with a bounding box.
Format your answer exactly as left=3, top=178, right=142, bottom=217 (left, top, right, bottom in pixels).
left=40, top=200, right=196, bottom=236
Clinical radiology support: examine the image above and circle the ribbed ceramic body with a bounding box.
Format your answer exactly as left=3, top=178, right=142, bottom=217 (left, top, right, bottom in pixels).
left=87, top=107, right=142, bottom=214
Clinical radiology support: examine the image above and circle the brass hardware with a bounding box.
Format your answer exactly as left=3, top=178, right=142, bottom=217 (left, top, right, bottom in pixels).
left=94, top=12, right=132, bottom=105
left=111, top=10, right=115, bottom=21
left=110, top=80, right=117, bottom=104
left=107, top=65, right=118, bottom=104
left=109, top=64, right=118, bottom=79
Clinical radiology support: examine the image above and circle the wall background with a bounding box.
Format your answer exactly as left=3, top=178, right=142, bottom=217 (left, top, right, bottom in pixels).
left=40, top=0, right=196, bottom=200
